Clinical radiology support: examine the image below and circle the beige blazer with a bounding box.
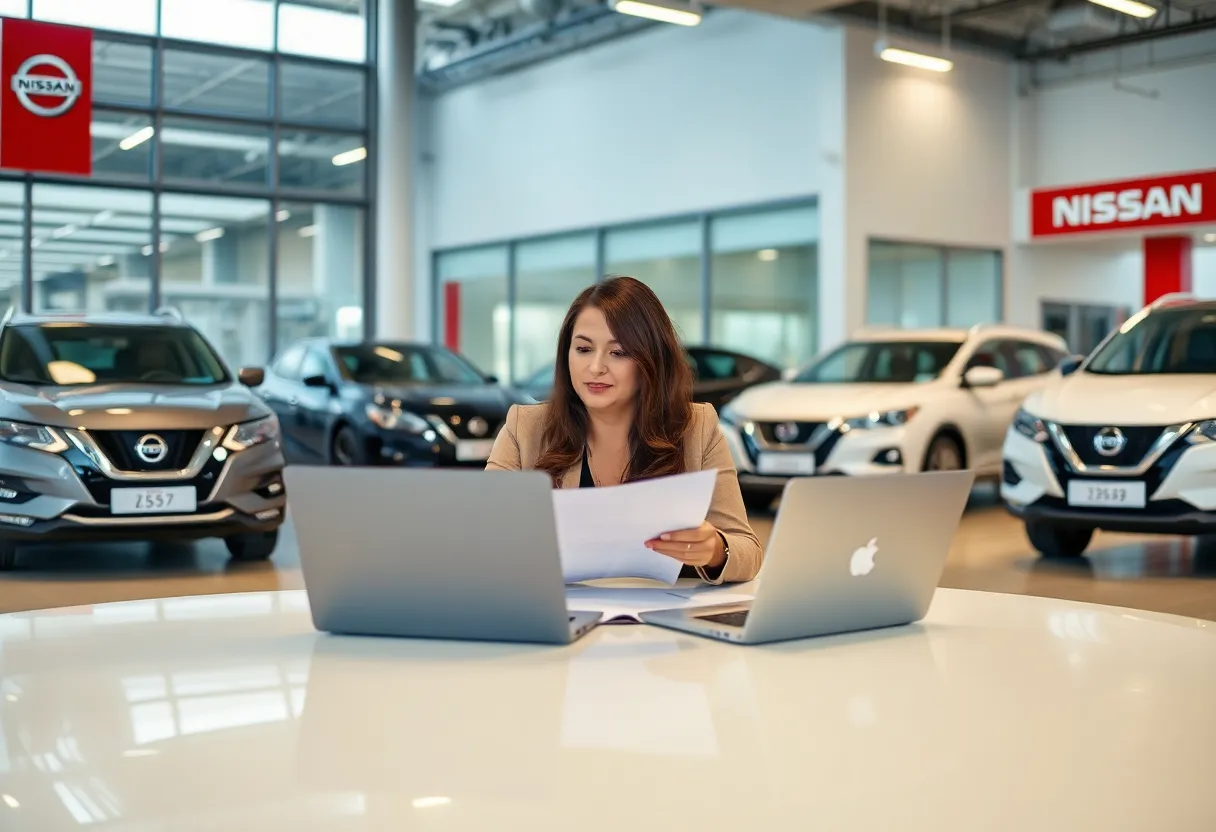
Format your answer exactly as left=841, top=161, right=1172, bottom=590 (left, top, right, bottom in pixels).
left=486, top=402, right=763, bottom=585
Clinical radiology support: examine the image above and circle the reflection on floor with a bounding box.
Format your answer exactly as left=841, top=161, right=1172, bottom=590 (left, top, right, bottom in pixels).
left=0, top=482, right=1214, bottom=619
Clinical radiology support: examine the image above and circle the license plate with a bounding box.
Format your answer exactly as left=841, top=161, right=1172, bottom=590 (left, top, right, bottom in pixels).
left=455, top=439, right=495, bottom=462
left=1066, top=480, right=1146, bottom=509
left=757, top=453, right=815, bottom=476
left=111, top=486, right=198, bottom=515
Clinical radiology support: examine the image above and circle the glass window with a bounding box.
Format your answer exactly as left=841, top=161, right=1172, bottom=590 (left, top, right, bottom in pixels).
left=0, top=0, right=26, bottom=16
left=159, top=194, right=271, bottom=369
left=946, top=249, right=1001, bottom=326
left=334, top=343, right=486, bottom=385
left=160, top=0, right=275, bottom=51
left=89, top=111, right=155, bottom=182
left=0, top=182, right=25, bottom=315
left=161, top=118, right=271, bottom=190
left=605, top=220, right=702, bottom=343
left=796, top=340, right=963, bottom=384
left=1010, top=341, right=1052, bottom=377
left=709, top=204, right=817, bottom=370
left=0, top=323, right=228, bottom=386
left=163, top=48, right=271, bottom=119
left=272, top=343, right=306, bottom=379
left=280, top=61, right=366, bottom=128
left=968, top=339, right=1014, bottom=377
left=30, top=185, right=153, bottom=315
left=513, top=232, right=596, bottom=382
left=437, top=246, right=509, bottom=381
left=278, top=1, right=367, bottom=64
left=33, top=0, right=156, bottom=34
left=298, top=348, right=329, bottom=381
left=275, top=202, right=364, bottom=350
left=277, top=131, right=366, bottom=196
left=94, top=39, right=153, bottom=107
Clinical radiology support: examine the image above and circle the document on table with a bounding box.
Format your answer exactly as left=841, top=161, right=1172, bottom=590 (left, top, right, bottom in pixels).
left=552, top=469, right=717, bottom=585
left=565, top=586, right=755, bottom=623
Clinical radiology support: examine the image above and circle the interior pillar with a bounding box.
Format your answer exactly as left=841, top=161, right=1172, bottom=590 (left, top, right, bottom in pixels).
left=1143, top=235, right=1193, bottom=304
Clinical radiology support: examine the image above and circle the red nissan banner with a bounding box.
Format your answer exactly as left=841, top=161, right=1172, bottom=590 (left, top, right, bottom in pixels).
left=1031, top=167, right=1216, bottom=235
left=1031, top=169, right=1216, bottom=238
left=0, top=18, right=93, bottom=176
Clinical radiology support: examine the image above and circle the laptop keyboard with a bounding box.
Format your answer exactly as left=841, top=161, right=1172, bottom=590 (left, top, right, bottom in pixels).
left=697, top=610, right=749, bottom=628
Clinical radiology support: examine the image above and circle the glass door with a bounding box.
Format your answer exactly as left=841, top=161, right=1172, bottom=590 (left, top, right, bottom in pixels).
left=1040, top=301, right=1130, bottom=354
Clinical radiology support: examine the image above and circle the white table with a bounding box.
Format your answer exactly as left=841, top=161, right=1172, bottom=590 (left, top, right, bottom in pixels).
left=1, top=587, right=1214, bottom=831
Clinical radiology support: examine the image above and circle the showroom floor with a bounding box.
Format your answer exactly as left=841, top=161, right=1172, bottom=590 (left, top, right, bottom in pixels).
left=1, top=483, right=1214, bottom=619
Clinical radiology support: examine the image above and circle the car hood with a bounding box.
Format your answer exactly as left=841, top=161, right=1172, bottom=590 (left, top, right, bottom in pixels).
left=727, top=382, right=930, bottom=421
left=0, top=384, right=269, bottom=431
left=364, top=383, right=517, bottom=416
left=1025, top=372, right=1216, bottom=425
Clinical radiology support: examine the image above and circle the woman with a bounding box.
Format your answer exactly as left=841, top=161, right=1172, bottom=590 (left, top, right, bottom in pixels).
left=486, top=276, right=762, bottom=585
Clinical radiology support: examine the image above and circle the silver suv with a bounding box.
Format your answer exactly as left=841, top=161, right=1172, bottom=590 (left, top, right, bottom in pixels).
left=0, top=309, right=287, bottom=570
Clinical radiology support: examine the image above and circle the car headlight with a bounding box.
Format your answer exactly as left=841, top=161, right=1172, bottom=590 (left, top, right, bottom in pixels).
left=223, top=415, right=281, bottom=452
left=0, top=420, right=68, bottom=454
left=365, top=403, right=430, bottom=433
left=1012, top=408, right=1049, bottom=443
left=841, top=407, right=918, bottom=430
left=1187, top=420, right=1216, bottom=444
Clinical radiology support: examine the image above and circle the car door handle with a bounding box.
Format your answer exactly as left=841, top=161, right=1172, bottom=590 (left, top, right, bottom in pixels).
left=288, top=397, right=299, bottom=407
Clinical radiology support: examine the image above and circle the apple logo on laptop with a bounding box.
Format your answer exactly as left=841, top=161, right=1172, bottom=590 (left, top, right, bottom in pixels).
left=849, top=538, right=878, bottom=576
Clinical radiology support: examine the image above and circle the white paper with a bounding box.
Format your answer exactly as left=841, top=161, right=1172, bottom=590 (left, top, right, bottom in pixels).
left=552, top=469, right=718, bottom=584
left=565, top=586, right=755, bottom=623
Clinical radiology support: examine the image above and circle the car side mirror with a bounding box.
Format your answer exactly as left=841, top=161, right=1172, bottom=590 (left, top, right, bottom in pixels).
left=302, top=374, right=332, bottom=390
left=238, top=367, right=265, bottom=387
left=485, top=375, right=499, bottom=385
left=1058, top=355, right=1084, bottom=376
left=962, top=365, right=1003, bottom=388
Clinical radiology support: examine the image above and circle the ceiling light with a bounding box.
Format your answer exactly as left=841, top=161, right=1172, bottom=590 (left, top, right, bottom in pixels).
left=757, top=248, right=778, bottom=262
left=52, top=224, right=78, bottom=239
left=875, top=41, right=953, bottom=72
left=92, top=210, right=114, bottom=224
left=411, top=797, right=451, bottom=809
left=276, top=209, right=291, bottom=222
left=98, top=255, right=116, bottom=267
left=298, top=225, right=318, bottom=238
left=1088, top=0, right=1157, bottom=17
left=119, top=126, right=155, bottom=151
left=194, top=227, right=224, bottom=243
left=332, top=147, right=367, bottom=166
left=609, top=0, right=701, bottom=26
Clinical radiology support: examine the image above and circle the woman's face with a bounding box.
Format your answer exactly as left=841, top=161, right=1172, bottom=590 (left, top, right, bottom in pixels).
left=568, top=306, right=639, bottom=415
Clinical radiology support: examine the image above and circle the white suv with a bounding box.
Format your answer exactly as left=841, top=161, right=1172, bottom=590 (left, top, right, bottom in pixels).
left=1002, top=295, right=1216, bottom=558
left=719, top=324, right=1070, bottom=511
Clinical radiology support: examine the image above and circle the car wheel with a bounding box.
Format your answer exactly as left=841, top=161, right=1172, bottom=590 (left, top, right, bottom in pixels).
left=741, top=490, right=774, bottom=514
left=1025, top=520, right=1092, bottom=558
left=923, top=433, right=964, bottom=472
left=225, top=529, right=279, bottom=562
left=331, top=425, right=367, bottom=466
left=0, top=541, right=16, bottom=571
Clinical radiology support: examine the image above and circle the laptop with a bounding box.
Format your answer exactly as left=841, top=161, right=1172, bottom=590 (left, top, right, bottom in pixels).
left=284, top=466, right=602, bottom=645
left=640, top=470, right=975, bottom=644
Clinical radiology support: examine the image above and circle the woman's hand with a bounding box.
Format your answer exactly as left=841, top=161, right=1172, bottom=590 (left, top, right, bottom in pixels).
left=646, top=522, right=726, bottom=569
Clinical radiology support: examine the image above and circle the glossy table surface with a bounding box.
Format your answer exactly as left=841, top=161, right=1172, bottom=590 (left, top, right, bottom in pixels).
left=1, top=587, right=1215, bottom=831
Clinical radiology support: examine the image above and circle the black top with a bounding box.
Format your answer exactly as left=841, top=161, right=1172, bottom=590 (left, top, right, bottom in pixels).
left=579, top=450, right=595, bottom=488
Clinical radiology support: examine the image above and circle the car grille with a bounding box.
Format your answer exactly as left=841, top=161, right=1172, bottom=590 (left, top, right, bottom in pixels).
left=1057, top=425, right=1164, bottom=468
left=427, top=407, right=504, bottom=440
left=755, top=421, right=826, bottom=445
left=90, top=429, right=205, bottom=472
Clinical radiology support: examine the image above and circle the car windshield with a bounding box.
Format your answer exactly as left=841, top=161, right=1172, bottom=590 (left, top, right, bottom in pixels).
left=794, top=340, right=963, bottom=384
left=334, top=344, right=487, bottom=385
left=1087, top=307, right=1216, bottom=375
left=0, top=323, right=229, bottom=386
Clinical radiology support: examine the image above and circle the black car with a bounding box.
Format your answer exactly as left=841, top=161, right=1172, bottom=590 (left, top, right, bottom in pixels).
left=516, top=345, right=783, bottom=410
left=257, top=339, right=533, bottom=467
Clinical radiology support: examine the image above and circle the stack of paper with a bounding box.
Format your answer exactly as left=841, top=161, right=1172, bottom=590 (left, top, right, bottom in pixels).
left=552, top=469, right=717, bottom=585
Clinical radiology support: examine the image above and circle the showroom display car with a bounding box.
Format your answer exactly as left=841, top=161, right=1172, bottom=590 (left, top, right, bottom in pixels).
left=258, top=338, right=534, bottom=467
left=718, top=324, right=1071, bottom=511
left=517, top=345, right=783, bottom=411
left=0, top=309, right=286, bottom=571
left=1002, top=294, right=1216, bottom=558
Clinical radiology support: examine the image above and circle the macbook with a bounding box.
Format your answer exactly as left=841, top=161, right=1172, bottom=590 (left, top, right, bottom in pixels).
left=285, top=466, right=601, bottom=644
left=640, top=470, right=975, bottom=644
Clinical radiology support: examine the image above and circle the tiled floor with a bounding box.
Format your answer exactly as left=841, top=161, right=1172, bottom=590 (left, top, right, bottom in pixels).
left=1, top=482, right=1214, bottom=619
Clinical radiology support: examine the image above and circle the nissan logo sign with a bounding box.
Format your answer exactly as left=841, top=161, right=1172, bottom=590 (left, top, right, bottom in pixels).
left=11, top=54, right=82, bottom=118
left=135, top=434, right=169, bottom=464
left=1092, top=427, right=1127, bottom=458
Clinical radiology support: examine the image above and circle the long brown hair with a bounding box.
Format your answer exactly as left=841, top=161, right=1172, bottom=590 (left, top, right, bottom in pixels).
left=534, top=275, right=694, bottom=486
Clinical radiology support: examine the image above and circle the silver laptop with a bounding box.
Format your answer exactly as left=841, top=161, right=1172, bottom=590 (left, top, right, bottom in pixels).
left=284, top=466, right=601, bottom=645
left=640, top=470, right=975, bottom=644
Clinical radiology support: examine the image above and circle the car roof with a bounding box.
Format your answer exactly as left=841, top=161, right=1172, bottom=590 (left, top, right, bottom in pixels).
left=851, top=323, right=1067, bottom=348
left=3, top=310, right=192, bottom=329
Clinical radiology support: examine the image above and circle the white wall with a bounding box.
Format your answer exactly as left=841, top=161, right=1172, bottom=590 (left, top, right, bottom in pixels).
left=425, top=10, right=839, bottom=249
left=841, top=27, right=1015, bottom=342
